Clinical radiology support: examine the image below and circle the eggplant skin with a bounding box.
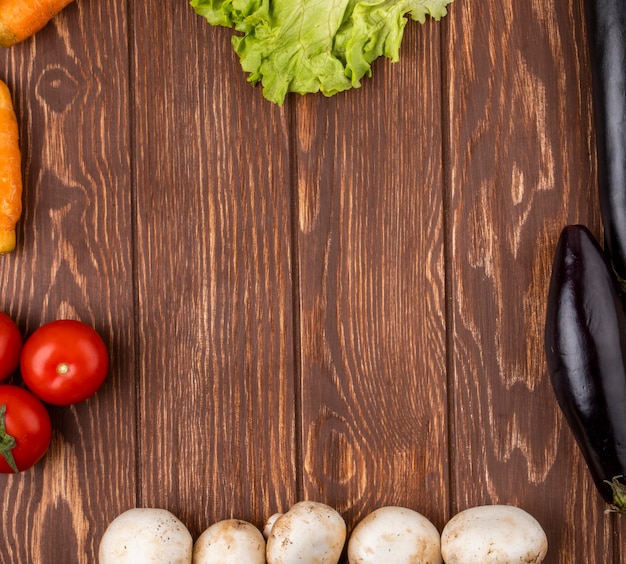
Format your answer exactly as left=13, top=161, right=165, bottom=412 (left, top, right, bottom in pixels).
left=545, top=225, right=626, bottom=511
left=585, top=0, right=626, bottom=285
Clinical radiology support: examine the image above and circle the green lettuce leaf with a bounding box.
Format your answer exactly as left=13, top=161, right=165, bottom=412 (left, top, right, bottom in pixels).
left=191, top=0, right=453, bottom=105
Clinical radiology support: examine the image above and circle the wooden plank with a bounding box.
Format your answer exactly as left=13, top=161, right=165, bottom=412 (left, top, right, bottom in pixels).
left=294, top=18, right=449, bottom=534
left=3, top=0, right=626, bottom=561
left=131, top=4, right=298, bottom=537
left=445, top=0, right=621, bottom=560
left=0, top=1, right=135, bottom=562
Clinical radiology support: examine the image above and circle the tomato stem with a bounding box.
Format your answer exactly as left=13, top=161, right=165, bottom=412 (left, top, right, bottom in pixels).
left=0, top=403, right=18, bottom=473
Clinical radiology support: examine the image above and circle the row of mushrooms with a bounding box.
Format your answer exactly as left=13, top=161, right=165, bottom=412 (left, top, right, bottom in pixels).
left=99, top=501, right=548, bottom=563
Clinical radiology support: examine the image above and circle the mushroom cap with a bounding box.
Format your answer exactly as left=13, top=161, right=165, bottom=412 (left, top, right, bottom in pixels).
left=193, top=519, right=265, bottom=563
left=347, top=506, right=442, bottom=563
left=266, top=501, right=346, bottom=564
left=99, top=507, right=193, bottom=563
left=440, top=504, right=548, bottom=564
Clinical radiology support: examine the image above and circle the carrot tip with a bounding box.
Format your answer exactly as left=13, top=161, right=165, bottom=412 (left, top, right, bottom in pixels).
left=0, top=230, right=16, bottom=254
left=0, top=25, right=17, bottom=49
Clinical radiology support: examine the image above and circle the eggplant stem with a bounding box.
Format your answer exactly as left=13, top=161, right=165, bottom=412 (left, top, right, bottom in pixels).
left=605, top=476, right=626, bottom=514
left=613, top=268, right=626, bottom=294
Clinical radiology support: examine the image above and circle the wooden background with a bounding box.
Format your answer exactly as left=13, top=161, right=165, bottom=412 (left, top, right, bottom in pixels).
left=0, top=0, right=624, bottom=561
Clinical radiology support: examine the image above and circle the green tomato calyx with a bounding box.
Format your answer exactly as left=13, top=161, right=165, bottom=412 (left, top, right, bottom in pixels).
left=0, top=403, right=19, bottom=473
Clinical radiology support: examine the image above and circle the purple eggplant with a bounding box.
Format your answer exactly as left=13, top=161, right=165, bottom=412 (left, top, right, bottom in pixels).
left=585, top=0, right=626, bottom=286
left=545, top=224, right=626, bottom=512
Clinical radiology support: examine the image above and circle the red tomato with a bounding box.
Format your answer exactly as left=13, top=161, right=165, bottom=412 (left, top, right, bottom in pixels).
left=0, top=312, right=22, bottom=381
left=0, top=385, right=52, bottom=473
left=20, top=320, right=109, bottom=406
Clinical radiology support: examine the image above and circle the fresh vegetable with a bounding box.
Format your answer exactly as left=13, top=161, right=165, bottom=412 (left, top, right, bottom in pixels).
left=265, top=501, right=346, bottom=563
left=584, top=0, right=626, bottom=287
left=0, top=384, right=51, bottom=473
left=0, top=79, right=22, bottom=254
left=190, top=0, right=453, bottom=105
left=545, top=224, right=626, bottom=512
left=0, top=311, right=21, bottom=380
left=20, top=319, right=109, bottom=405
left=440, top=505, right=548, bottom=564
left=0, top=0, right=75, bottom=48
left=193, top=519, right=266, bottom=563
left=262, top=513, right=281, bottom=539
left=347, top=506, right=442, bottom=563
left=99, top=508, right=193, bottom=563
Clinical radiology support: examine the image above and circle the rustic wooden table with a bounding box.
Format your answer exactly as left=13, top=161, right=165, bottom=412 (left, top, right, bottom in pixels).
left=0, top=0, right=623, bottom=562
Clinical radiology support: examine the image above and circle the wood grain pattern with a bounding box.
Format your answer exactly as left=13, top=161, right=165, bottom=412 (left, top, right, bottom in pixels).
left=0, top=0, right=135, bottom=562
left=130, top=3, right=298, bottom=537
left=294, top=19, right=448, bottom=533
left=446, top=0, right=625, bottom=560
left=0, top=0, right=623, bottom=561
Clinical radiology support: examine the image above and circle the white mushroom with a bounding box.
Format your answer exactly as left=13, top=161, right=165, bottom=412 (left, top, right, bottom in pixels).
left=99, top=507, right=193, bottom=563
left=347, top=506, right=442, bottom=563
left=265, top=501, right=346, bottom=564
left=192, top=519, right=266, bottom=563
left=440, top=504, right=548, bottom=564
left=263, top=512, right=283, bottom=539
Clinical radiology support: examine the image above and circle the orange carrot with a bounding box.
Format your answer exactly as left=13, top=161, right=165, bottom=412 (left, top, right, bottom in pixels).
left=0, top=0, right=75, bottom=48
left=0, top=80, right=22, bottom=254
